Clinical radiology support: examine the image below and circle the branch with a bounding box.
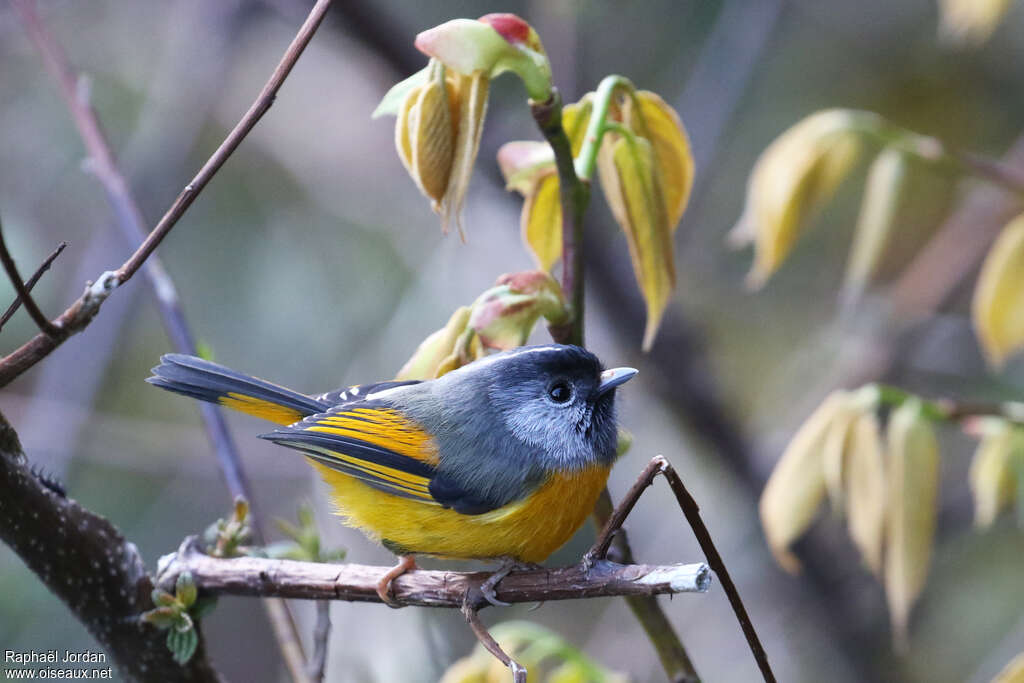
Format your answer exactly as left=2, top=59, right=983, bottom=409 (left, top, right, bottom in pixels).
left=0, top=0, right=334, bottom=389
left=0, top=411, right=221, bottom=682
left=588, top=457, right=776, bottom=683
left=155, top=537, right=710, bottom=606
left=0, top=218, right=59, bottom=337
left=0, top=237, right=66, bottom=333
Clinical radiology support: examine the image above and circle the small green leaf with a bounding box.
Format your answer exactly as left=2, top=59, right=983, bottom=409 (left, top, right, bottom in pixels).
left=151, top=588, right=176, bottom=608
left=372, top=66, right=430, bottom=118
left=167, top=627, right=198, bottom=666
left=141, top=606, right=179, bottom=630
left=175, top=571, right=197, bottom=608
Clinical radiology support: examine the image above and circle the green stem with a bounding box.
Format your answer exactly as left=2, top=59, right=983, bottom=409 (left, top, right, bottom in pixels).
left=859, top=117, right=1024, bottom=197
left=868, top=383, right=1024, bottom=423
left=575, top=75, right=635, bottom=182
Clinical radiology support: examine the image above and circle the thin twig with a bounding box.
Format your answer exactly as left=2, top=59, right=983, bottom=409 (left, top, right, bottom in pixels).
left=307, top=601, right=332, bottom=682
left=462, top=592, right=527, bottom=683
left=658, top=458, right=776, bottom=683
left=0, top=0, right=335, bottom=388
left=589, top=457, right=775, bottom=682
left=0, top=219, right=59, bottom=337
left=0, top=239, right=67, bottom=333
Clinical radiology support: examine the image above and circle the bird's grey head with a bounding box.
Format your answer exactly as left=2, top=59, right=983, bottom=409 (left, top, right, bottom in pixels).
left=442, top=345, right=637, bottom=469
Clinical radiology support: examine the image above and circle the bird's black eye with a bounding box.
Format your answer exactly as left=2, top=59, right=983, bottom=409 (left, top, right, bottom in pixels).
left=547, top=380, right=573, bottom=404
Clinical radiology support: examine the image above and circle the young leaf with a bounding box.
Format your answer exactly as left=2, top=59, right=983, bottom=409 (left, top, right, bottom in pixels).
left=760, top=392, right=848, bottom=572
left=729, top=109, right=870, bottom=288
left=845, top=412, right=887, bottom=575
left=843, top=147, right=909, bottom=303
left=885, top=399, right=940, bottom=651
left=521, top=172, right=562, bottom=271
left=624, top=91, right=694, bottom=230
left=969, top=420, right=1018, bottom=528
left=373, top=66, right=430, bottom=119
left=972, top=213, right=1024, bottom=367
left=598, top=132, right=675, bottom=350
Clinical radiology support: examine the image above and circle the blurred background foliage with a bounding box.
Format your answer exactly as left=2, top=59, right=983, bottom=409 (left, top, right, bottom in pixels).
left=1, top=0, right=1023, bottom=681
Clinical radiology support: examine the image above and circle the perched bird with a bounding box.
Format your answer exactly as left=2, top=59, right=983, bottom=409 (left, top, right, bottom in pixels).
left=147, top=344, right=636, bottom=603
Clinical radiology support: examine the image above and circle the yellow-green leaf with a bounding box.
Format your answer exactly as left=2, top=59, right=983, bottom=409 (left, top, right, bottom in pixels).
left=846, top=412, right=887, bottom=575
left=885, top=399, right=939, bottom=651
left=598, top=132, right=675, bottom=351
left=625, top=91, right=694, bottom=230
left=410, top=74, right=455, bottom=203
left=521, top=172, right=562, bottom=271
left=973, top=213, right=1024, bottom=367
left=563, top=94, right=593, bottom=156
left=969, top=420, right=1019, bottom=528
left=729, top=109, right=870, bottom=288
left=843, top=147, right=909, bottom=303
left=760, top=392, right=847, bottom=572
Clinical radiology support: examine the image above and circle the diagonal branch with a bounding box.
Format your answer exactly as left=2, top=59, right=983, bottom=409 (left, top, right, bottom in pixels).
left=0, top=218, right=60, bottom=337
left=587, top=456, right=776, bottom=683
left=0, top=0, right=335, bottom=389
left=0, top=234, right=66, bottom=334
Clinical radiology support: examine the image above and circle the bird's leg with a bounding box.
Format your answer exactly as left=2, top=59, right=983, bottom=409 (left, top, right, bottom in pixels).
left=376, top=555, right=417, bottom=608
left=480, top=557, right=542, bottom=607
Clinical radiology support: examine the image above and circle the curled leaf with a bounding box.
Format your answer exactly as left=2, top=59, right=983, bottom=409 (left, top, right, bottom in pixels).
left=624, top=91, right=694, bottom=230
left=885, top=399, right=940, bottom=651
left=969, top=419, right=1019, bottom=528
left=760, top=392, right=848, bottom=572
left=972, top=214, right=1024, bottom=367
left=598, top=132, right=675, bottom=350
left=843, top=147, right=910, bottom=303
left=821, top=395, right=858, bottom=511
left=845, top=412, right=887, bottom=575
left=730, top=109, right=872, bottom=288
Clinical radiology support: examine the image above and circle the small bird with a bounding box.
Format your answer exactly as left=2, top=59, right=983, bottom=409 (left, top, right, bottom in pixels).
left=147, top=344, right=636, bottom=603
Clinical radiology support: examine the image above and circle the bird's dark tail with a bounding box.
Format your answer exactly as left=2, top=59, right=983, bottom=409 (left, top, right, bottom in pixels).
left=147, top=354, right=329, bottom=426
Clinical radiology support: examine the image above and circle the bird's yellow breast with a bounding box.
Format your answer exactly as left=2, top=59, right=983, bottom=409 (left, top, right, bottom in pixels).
left=311, top=461, right=611, bottom=563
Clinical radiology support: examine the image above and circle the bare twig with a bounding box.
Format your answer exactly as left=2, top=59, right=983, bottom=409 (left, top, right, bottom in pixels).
left=462, top=593, right=527, bottom=683
left=589, top=457, right=776, bottom=683
left=0, top=239, right=66, bottom=333
left=307, top=601, right=332, bottom=682
left=0, top=0, right=335, bottom=388
left=0, top=219, right=59, bottom=337
left=155, top=536, right=710, bottom=605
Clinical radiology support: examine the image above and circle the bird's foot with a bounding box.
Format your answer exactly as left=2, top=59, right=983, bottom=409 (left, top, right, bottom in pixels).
left=376, top=555, right=417, bottom=608
left=480, top=558, right=542, bottom=607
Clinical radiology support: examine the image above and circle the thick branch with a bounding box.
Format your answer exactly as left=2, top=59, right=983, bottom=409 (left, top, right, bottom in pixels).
left=156, top=538, right=710, bottom=608
left=0, top=412, right=220, bottom=682
left=0, top=0, right=334, bottom=388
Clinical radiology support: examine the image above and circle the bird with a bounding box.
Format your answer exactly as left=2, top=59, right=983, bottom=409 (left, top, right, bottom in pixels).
left=147, top=344, right=637, bottom=604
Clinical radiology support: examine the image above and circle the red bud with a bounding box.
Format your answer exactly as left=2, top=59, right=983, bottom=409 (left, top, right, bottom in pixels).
left=478, top=13, right=530, bottom=44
